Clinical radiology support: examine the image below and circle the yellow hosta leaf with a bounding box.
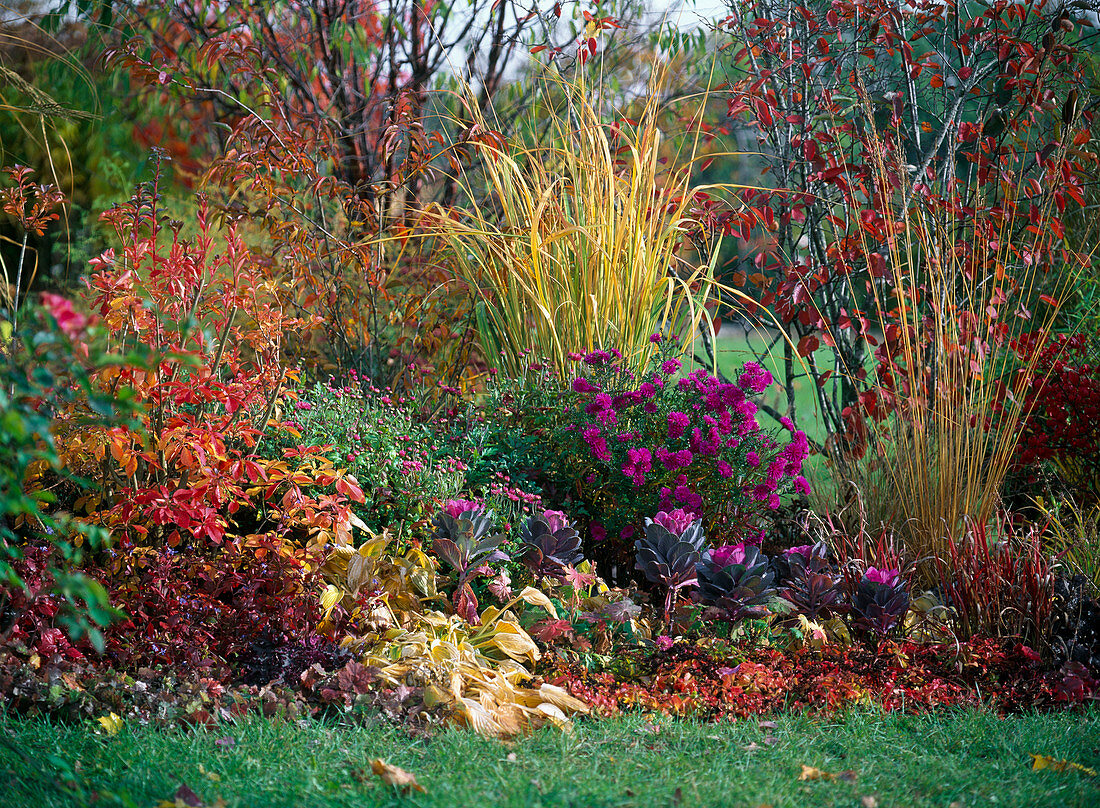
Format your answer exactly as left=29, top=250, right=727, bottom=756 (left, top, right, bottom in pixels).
left=369, top=759, right=426, bottom=794
left=428, top=640, right=460, bottom=665
left=348, top=511, right=370, bottom=535
left=516, top=586, right=557, bottom=618
left=96, top=712, right=123, bottom=736
left=536, top=684, right=590, bottom=714
left=456, top=696, right=504, bottom=737
left=488, top=624, right=540, bottom=665
left=320, top=584, right=342, bottom=618
left=535, top=702, right=571, bottom=730
left=423, top=682, right=453, bottom=708
left=1030, top=754, right=1097, bottom=776
left=346, top=553, right=371, bottom=594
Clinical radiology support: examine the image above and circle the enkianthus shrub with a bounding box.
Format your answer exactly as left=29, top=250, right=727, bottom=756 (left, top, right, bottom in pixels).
left=498, top=338, right=810, bottom=571
left=26, top=176, right=371, bottom=673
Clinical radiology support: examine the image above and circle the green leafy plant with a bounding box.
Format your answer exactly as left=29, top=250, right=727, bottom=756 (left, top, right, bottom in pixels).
left=1, top=295, right=142, bottom=653
left=274, top=376, right=467, bottom=534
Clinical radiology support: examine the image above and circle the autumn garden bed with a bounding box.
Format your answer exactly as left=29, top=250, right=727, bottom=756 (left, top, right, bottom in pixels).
left=4, top=1, right=1100, bottom=802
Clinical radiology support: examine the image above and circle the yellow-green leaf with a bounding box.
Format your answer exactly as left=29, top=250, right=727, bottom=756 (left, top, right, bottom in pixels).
left=1030, top=754, right=1097, bottom=776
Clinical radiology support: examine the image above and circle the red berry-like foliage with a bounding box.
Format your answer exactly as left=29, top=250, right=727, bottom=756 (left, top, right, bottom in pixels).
left=1010, top=332, right=1100, bottom=504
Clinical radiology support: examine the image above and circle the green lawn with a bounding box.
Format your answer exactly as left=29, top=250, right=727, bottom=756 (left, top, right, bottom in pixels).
left=710, top=326, right=827, bottom=438
left=3, top=709, right=1098, bottom=807
left=709, top=326, right=833, bottom=488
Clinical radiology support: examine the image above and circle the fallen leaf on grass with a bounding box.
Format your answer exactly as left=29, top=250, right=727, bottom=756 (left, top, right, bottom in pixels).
left=370, top=758, right=426, bottom=793
left=861, top=796, right=879, bottom=808
left=156, top=783, right=227, bottom=808
left=95, top=712, right=122, bottom=736
left=799, top=764, right=858, bottom=783
left=1030, top=754, right=1097, bottom=776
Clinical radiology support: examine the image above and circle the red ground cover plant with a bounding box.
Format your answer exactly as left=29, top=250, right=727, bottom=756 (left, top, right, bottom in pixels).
left=545, top=639, right=1098, bottom=719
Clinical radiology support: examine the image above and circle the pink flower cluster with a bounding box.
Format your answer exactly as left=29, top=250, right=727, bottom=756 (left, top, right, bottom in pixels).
left=750, top=425, right=810, bottom=510
left=652, top=508, right=696, bottom=536
left=565, top=348, right=811, bottom=544
left=622, top=447, right=653, bottom=487
left=710, top=543, right=747, bottom=567
left=40, top=293, right=90, bottom=340
left=864, top=567, right=901, bottom=587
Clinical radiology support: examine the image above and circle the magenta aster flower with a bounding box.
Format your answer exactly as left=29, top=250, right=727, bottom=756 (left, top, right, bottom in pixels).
left=738, top=361, right=773, bottom=394
left=667, top=410, right=691, bottom=440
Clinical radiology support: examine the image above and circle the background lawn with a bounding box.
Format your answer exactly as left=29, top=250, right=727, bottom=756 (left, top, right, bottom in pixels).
left=3, top=709, right=1098, bottom=808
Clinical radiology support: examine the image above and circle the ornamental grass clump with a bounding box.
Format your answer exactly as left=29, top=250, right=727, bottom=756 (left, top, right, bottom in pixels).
left=421, top=62, right=732, bottom=379
left=829, top=135, right=1087, bottom=586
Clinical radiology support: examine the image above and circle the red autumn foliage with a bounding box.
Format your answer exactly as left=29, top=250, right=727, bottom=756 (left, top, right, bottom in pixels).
left=546, top=639, right=1097, bottom=719
left=718, top=0, right=1097, bottom=457
left=1009, top=331, right=1100, bottom=503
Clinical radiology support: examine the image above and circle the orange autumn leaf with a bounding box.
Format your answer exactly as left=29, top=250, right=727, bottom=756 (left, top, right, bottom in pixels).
left=370, top=759, right=426, bottom=794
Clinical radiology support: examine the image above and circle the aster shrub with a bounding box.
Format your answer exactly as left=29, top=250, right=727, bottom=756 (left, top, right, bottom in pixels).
left=272, top=376, right=467, bottom=534
left=551, top=338, right=810, bottom=567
